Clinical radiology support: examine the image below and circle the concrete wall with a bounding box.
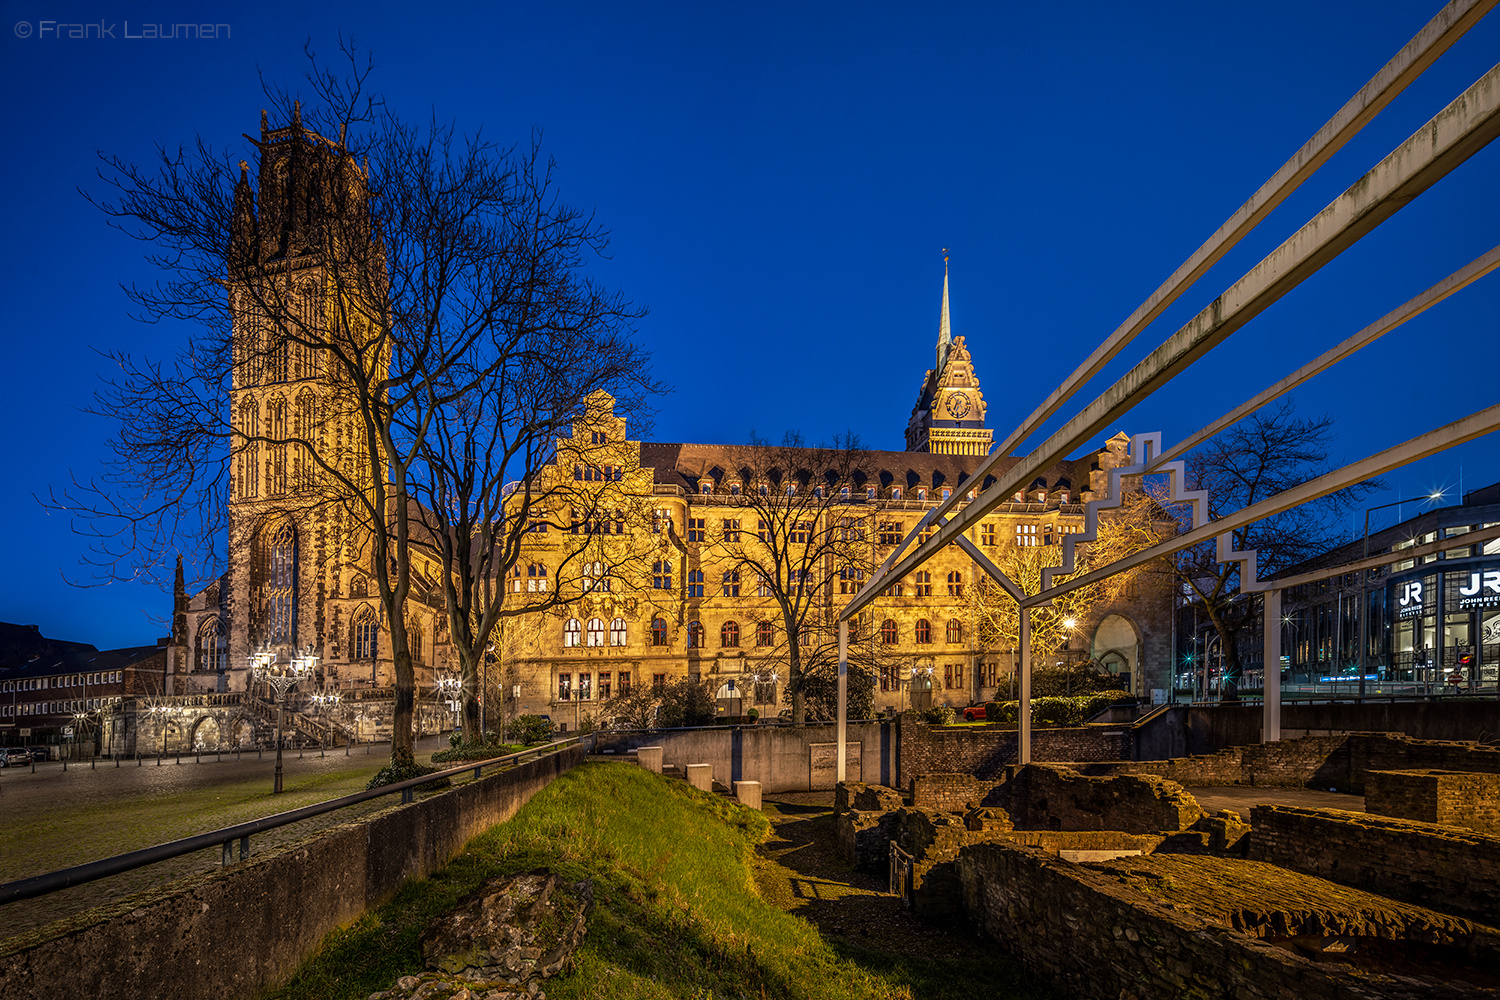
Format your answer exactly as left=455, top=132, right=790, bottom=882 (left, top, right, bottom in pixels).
left=1134, top=701, right=1500, bottom=757
left=589, top=722, right=895, bottom=792
left=0, top=746, right=585, bottom=1000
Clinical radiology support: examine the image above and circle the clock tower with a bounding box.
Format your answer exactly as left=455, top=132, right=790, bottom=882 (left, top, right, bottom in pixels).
left=904, top=257, right=994, bottom=456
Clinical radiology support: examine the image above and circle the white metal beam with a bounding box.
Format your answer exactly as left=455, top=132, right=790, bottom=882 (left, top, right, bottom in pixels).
left=847, top=59, right=1500, bottom=621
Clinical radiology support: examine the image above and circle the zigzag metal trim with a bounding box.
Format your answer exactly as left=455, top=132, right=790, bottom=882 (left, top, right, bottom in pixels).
left=1036, top=432, right=1217, bottom=603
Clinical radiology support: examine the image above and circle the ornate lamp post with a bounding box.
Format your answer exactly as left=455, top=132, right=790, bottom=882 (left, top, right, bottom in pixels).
left=437, top=674, right=463, bottom=737
left=250, top=642, right=316, bottom=794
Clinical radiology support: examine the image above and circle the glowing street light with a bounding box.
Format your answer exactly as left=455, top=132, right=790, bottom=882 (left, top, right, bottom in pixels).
left=250, top=642, right=316, bottom=793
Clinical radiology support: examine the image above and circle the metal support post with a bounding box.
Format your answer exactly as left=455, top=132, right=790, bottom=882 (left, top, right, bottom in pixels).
left=273, top=701, right=285, bottom=795
left=1018, top=609, right=1032, bottom=765
left=836, top=620, right=848, bottom=784
left=1263, top=589, right=1281, bottom=742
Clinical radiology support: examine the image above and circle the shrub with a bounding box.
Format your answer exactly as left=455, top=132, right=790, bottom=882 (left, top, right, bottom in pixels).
left=655, top=678, right=717, bottom=728
left=921, top=705, right=957, bottom=726
left=1082, top=688, right=1137, bottom=720
left=746, top=707, right=760, bottom=721
left=1030, top=696, right=1084, bottom=727
left=984, top=700, right=1003, bottom=723
left=506, top=714, right=554, bottom=745
left=431, top=741, right=525, bottom=763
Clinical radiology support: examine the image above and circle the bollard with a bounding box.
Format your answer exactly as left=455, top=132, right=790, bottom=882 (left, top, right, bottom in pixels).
left=733, top=781, right=763, bottom=810
left=637, top=746, right=664, bottom=774
left=686, top=763, right=713, bottom=791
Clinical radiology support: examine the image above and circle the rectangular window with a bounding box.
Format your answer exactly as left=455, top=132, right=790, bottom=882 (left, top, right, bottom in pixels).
left=883, top=581, right=904, bottom=598
left=578, top=673, right=592, bottom=701
left=722, top=518, right=741, bottom=542
left=652, top=509, right=672, bottom=534
left=791, top=521, right=813, bottom=544
left=652, top=673, right=666, bottom=692
left=840, top=517, right=865, bottom=542
left=915, top=571, right=932, bottom=597
left=878, top=522, right=903, bottom=546
left=918, top=525, right=935, bottom=544
left=757, top=573, right=772, bottom=598
left=687, top=518, right=706, bottom=542
left=598, top=672, right=612, bottom=699
left=590, top=431, right=607, bottom=444
left=758, top=519, right=770, bottom=543
left=653, top=561, right=673, bottom=590
left=687, top=570, right=705, bottom=598
left=980, top=523, right=995, bottom=546
left=722, top=570, right=741, bottom=597
left=618, top=671, right=631, bottom=695
left=557, top=673, right=571, bottom=701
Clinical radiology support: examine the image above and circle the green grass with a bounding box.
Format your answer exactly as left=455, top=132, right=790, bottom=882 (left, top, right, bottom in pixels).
left=264, top=764, right=1033, bottom=1000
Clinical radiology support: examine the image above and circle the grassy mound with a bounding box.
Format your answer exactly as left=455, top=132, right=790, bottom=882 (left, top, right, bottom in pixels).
left=268, top=763, right=1000, bottom=1000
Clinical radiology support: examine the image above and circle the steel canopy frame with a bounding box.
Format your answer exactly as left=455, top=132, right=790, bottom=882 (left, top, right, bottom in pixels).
left=831, top=2, right=1500, bottom=782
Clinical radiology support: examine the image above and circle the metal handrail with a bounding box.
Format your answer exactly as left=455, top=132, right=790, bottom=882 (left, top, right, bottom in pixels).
left=0, top=736, right=580, bottom=907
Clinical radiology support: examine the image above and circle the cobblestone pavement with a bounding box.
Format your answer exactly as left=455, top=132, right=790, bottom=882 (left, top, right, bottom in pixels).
left=0, top=736, right=452, bottom=940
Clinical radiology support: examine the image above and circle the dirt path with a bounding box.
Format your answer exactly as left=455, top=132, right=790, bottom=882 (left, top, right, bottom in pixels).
left=750, top=791, right=1007, bottom=965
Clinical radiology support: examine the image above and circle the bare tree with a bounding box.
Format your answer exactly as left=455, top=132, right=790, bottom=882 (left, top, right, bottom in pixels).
left=1175, top=398, right=1381, bottom=700
left=702, top=432, right=871, bottom=723
left=58, top=47, right=656, bottom=772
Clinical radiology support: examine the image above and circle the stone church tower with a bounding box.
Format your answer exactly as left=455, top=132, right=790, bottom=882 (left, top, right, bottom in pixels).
left=905, top=257, right=995, bottom=456
left=211, top=106, right=383, bottom=692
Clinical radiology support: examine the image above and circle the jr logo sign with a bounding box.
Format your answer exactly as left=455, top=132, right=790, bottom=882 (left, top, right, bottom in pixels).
left=1458, top=570, right=1500, bottom=609
left=1399, top=581, right=1424, bottom=607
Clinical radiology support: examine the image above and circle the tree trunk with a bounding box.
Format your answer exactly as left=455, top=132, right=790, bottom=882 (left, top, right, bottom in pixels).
left=460, top=646, right=482, bottom=743
left=390, top=615, right=415, bottom=764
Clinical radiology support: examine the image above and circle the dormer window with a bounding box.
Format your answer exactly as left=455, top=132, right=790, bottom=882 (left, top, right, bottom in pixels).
left=892, top=488, right=902, bottom=500
left=700, top=482, right=712, bottom=495
left=867, top=486, right=877, bottom=499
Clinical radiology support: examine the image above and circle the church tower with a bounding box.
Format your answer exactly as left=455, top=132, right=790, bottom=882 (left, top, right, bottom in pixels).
left=218, top=105, right=379, bottom=692
left=904, top=255, right=994, bottom=456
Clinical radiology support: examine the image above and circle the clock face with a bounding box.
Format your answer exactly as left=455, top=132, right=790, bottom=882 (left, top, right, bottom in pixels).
left=945, top=391, right=971, bottom=419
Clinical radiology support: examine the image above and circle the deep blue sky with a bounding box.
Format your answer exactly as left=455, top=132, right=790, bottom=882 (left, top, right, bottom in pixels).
left=2, top=2, right=1497, bottom=649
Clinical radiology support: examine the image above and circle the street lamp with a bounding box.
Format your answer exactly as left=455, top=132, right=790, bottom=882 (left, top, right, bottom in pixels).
left=250, top=642, right=316, bottom=793
left=311, top=690, right=342, bottom=755
left=1358, top=491, right=1444, bottom=700
left=437, top=674, right=463, bottom=737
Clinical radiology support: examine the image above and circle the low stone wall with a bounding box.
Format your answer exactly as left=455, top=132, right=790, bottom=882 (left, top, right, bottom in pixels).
left=1247, top=804, right=1500, bottom=925
left=591, top=722, right=894, bottom=792
left=1366, top=768, right=1500, bottom=832
left=1002, top=765, right=1204, bottom=834
left=1348, top=734, right=1500, bottom=793
left=0, top=746, right=586, bottom=1000
left=896, top=721, right=1131, bottom=789
left=957, top=841, right=1500, bottom=1000
left=909, top=772, right=992, bottom=812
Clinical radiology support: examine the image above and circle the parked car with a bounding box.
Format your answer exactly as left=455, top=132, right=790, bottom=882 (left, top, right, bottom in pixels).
left=961, top=705, right=988, bottom=722
left=1, top=748, right=33, bottom=767
left=27, top=745, right=51, bottom=762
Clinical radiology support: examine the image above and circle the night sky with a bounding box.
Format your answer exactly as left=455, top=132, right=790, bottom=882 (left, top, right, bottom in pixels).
left=2, top=1, right=1497, bottom=649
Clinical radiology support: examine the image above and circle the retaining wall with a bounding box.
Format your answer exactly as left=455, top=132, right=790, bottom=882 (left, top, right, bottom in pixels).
left=0, top=746, right=585, bottom=1000
left=1141, top=701, right=1500, bottom=757
left=590, top=722, right=894, bottom=792
left=896, top=721, right=1131, bottom=789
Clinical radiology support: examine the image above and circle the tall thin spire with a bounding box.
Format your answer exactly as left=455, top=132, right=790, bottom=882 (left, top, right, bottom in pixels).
left=937, top=248, right=952, bottom=372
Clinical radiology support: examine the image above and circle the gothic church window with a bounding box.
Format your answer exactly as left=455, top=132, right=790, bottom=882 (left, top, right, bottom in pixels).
left=353, top=609, right=378, bottom=659
left=196, top=618, right=225, bottom=672
left=267, top=395, right=289, bottom=496
left=236, top=397, right=260, bottom=499
left=253, top=520, right=297, bottom=645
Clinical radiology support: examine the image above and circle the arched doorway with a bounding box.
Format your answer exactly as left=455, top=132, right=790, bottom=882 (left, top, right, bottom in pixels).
left=1091, top=614, right=1142, bottom=694
left=714, top=680, right=743, bottom=717
left=229, top=716, right=256, bottom=748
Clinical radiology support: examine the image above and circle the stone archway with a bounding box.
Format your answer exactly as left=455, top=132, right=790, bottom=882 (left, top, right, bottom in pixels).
left=190, top=715, right=222, bottom=750
left=1091, top=614, right=1143, bottom=695
left=228, top=715, right=257, bottom=748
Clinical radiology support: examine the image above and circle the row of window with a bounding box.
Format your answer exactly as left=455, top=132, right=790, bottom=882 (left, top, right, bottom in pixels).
left=1, top=670, right=122, bottom=693
left=555, top=670, right=629, bottom=700
left=559, top=616, right=972, bottom=649
left=875, top=661, right=1004, bottom=692
left=2, top=698, right=111, bottom=716
left=233, top=390, right=324, bottom=500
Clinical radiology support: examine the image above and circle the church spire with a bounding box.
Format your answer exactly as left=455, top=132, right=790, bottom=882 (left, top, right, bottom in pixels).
left=937, top=249, right=952, bottom=373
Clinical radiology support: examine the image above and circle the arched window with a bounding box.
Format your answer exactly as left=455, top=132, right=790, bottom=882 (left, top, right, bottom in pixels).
left=687, top=621, right=705, bottom=649
left=756, top=621, right=775, bottom=647
left=721, top=621, right=740, bottom=647
left=947, top=571, right=963, bottom=597
left=293, top=389, right=317, bottom=492
left=915, top=619, right=932, bottom=644
left=267, top=395, right=288, bottom=497
left=586, top=618, right=606, bottom=647
left=349, top=573, right=367, bottom=598
left=564, top=619, right=582, bottom=648
left=946, top=619, right=963, bottom=644
left=409, top=621, right=424, bottom=664
left=235, top=397, right=260, bottom=499
left=881, top=619, right=898, bottom=645
left=353, top=608, right=378, bottom=660
left=196, top=617, right=225, bottom=672
left=609, top=618, right=627, bottom=646
left=651, top=618, right=669, bottom=646
left=252, top=520, right=297, bottom=645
